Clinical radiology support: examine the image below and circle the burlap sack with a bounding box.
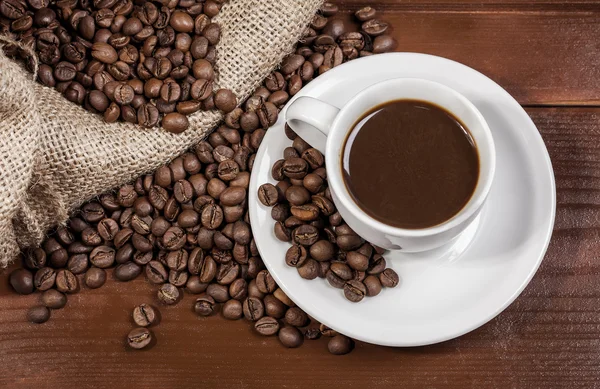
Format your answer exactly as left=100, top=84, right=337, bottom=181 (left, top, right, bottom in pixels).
left=0, top=0, right=323, bottom=268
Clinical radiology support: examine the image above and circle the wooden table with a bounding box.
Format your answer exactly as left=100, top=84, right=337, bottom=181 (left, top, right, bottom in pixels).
left=2, top=1, right=600, bottom=388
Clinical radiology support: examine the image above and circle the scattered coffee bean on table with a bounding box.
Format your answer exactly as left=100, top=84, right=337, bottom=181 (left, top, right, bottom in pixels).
left=127, top=327, right=153, bottom=350
left=132, top=304, right=157, bottom=327
left=12, top=3, right=397, bottom=355
left=1, top=0, right=237, bottom=132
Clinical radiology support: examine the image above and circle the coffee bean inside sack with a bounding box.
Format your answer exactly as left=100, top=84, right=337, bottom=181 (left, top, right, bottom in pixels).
left=7, top=3, right=397, bottom=356
left=0, top=0, right=237, bottom=133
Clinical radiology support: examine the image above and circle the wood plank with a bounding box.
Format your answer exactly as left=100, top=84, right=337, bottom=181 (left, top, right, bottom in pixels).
left=336, top=0, right=600, bottom=11
left=0, top=107, right=598, bottom=389
left=330, top=10, right=600, bottom=105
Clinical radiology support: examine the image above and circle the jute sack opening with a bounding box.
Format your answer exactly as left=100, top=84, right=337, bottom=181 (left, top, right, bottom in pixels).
left=0, top=0, right=323, bottom=268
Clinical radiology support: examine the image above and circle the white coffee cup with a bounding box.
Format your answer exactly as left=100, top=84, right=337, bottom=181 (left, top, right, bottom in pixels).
left=285, top=78, right=496, bottom=252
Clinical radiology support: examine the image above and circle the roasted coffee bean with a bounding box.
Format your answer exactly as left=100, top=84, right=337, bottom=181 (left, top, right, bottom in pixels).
left=89, top=246, right=115, bottom=268
left=373, top=35, right=397, bottom=53
left=228, top=278, right=247, bottom=301
left=261, top=294, right=284, bottom=319
left=285, top=244, right=307, bottom=268
left=133, top=304, right=157, bottom=327
left=162, top=112, right=189, bottom=133
left=166, top=249, right=188, bottom=271
left=34, top=267, right=56, bottom=291
left=309, top=240, right=335, bottom=262
left=80, top=227, right=101, bottom=246
left=242, top=296, right=264, bottom=321
left=379, top=268, right=399, bottom=288
left=285, top=307, right=309, bottom=327
left=362, top=19, right=388, bottom=36
left=194, top=294, right=216, bottom=316
left=27, top=306, right=50, bottom=324
left=41, top=289, right=67, bottom=309
left=305, top=328, right=322, bottom=340
left=201, top=203, right=224, bottom=229
left=255, top=270, right=276, bottom=294
left=127, top=327, right=152, bottom=350
left=216, top=261, right=239, bottom=285
left=355, top=6, right=376, bottom=21
left=116, top=244, right=134, bottom=264
left=67, top=253, right=88, bottom=274
left=91, top=42, right=117, bottom=63
left=84, top=267, right=106, bottom=288
left=285, top=185, right=310, bottom=206
left=9, top=269, right=34, bottom=295
left=222, top=299, right=243, bottom=320
left=185, top=276, right=208, bottom=294
left=257, top=101, right=278, bottom=128
left=258, top=183, right=278, bottom=206
left=198, top=255, right=217, bottom=283
left=114, top=262, right=142, bottom=281
left=255, top=316, right=279, bottom=336
left=157, top=283, right=179, bottom=305
left=162, top=226, right=186, bottom=250
left=137, top=103, right=160, bottom=127
left=321, top=2, right=339, bottom=16
left=293, top=225, right=319, bottom=246
left=145, top=260, right=167, bottom=284
left=328, top=335, right=354, bottom=355
left=346, top=251, right=369, bottom=271
left=367, top=255, right=386, bottom=275
left=343, top=280, right=367, bottom=302
left=217, top=159, right=239, bottom=181
left=278, top=326, right=303, bottom=348
left=271, top=203, right=289, bottom=222
left=297, top=258, right=318, bottom=280
left=55, top=269, right=78, bottom=293
left=336, top=233, right=364, bottom=251
left=248, top=279, right=265, bottom=299
left=326, top=269, right=345, bottom=289
left=364, top=275, right=382, bottom=297
left=274, top=222, right=291, bottom=242
left=206, top=283, right=229, bottom=303
left=25, top=248, right=47, bottom=270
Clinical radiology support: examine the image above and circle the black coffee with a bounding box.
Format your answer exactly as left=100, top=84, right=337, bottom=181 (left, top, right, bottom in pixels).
left=342, top=99, right=479, bottom=229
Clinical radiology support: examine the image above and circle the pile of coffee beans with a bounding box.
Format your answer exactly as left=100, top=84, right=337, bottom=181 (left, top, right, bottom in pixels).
left=8, top=3, right=396, bottom=356
left=258, top=128, right=399, bottom=303
left=0, top=0, right=235, bottom=133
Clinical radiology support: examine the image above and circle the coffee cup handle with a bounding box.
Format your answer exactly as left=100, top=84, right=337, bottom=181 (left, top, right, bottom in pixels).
left=285, top=97, right=340, bottom=154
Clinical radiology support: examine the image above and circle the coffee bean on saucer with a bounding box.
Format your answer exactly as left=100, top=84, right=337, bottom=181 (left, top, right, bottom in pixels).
left=258, top=184, right=278, bottom=206
left=379, top=268, right=399, bottom=288
left=127, top=327, right=152, bottom=350
left=343, top=280, right=367, bottom=303
left=133, top=304, right=157, bottom=327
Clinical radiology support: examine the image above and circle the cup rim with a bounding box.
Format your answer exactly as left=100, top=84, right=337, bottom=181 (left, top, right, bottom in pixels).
left=325, top=77, right=496, bottom=237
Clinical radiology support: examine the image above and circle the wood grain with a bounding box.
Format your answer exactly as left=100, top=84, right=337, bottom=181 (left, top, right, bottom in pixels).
left=334, top=9, right=600, bottom=106
left=0, top=107, right=598, bottom=389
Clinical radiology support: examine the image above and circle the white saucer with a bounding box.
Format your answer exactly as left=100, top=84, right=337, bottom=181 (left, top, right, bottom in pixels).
left=248, top=53, right=556, bottom=347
